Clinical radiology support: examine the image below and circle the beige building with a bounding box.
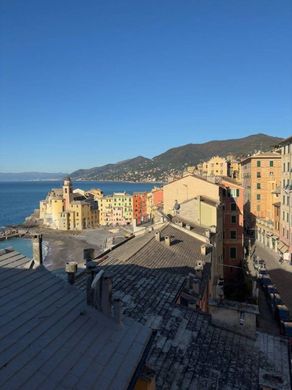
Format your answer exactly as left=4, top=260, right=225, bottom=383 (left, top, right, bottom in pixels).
left=278, top=136, right=292, bottom=254
left=163, top=174, right=221, bottom=215
left=202, top=156, right=229, bottom=177
left=163, top=175, right=224, bottom=286
left=39, top=178, right=99, bottom=230
left=241, top=152, right=281, bottom=249
left=99, top=192, right=132, bottom=226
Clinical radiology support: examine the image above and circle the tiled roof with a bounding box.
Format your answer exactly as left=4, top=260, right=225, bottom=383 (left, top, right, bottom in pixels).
left=75, top=225, right=291, bottom=389
left=0, top=248, right=151, bottom=390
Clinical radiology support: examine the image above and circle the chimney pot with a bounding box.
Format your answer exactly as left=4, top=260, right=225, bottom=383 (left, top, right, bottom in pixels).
left=65, top=261, right=78, bottom=284
left=164, top=235, right=171, bottom=246
left=155, top=231, right=161, bottom=242
left=32, top=234, right=43, bottom=266
left=101, top=273, right=113, bottom=316
left=83, top=248, right=95, bottom=263
left=201, top=245, right=206, bottom=255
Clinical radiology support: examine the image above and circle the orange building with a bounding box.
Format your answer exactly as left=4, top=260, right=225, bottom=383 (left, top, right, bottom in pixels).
left=241, top=152, right=281, bottom=253
left=152, top=187, right=163, bottom=208
left=241, top=152, right=281, bottom=230
left=133, top=192, right=148, bottom=225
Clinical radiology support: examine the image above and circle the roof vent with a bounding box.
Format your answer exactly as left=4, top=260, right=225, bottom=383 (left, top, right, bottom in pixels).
left=164, top=235, right=171, bottom=246
left=155, top=231, right=161, bottom=242
left=195, top=260, right=204, bottom=271
left=201, top=244, right=208, bottom=255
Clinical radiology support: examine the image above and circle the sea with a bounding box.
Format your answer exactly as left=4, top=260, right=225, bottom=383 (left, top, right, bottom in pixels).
left=0, top=180, right=159, bottom=257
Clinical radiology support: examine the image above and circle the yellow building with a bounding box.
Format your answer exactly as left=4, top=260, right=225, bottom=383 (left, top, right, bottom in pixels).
left=39, top=177, right=99, bottom=231
left=99, top=192, right=132, bottom=226
left=202, top=156, right=229, bottom=177
left=229, top=160, right=241, bottom=182
left=241, top=152, right=281, bottom=245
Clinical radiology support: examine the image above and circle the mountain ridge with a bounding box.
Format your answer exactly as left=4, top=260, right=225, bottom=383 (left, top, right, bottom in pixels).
left=70, top=133, right=283, bottom=182
left=0, top=172, right=67, bottom=182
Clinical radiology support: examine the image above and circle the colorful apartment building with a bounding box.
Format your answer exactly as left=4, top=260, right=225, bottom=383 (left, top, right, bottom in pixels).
left=228, top=159, right=241, bottom=182
left=39, top=178, right=99, bottom=230
left=133, top=192, right=148, bottom=225
left=202, top=156, right=229, bottom=177
left=163, top=174, right=245, bottom=285
left=241, top=152, right=281, bottom=250
left=278, top=136, right=292, bottom=254
left=99, top=192, right=132, bottom=226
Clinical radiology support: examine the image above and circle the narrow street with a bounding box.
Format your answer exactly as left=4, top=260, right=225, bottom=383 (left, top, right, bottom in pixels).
left=255, top=243, right=292, bottom=314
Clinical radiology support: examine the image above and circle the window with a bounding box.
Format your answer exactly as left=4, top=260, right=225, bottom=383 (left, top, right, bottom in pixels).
left=231, top=215, right=236, bottom=224
left=283, top=163, right=285, bottom=172
left=257, top=172, right=261, bottom=178
left=270, top=160, right=273, bottom=167
left=283, top=195, right=285, bottom=204
left=257, top=205, right=260, bottom=211
left=257, top=183, right=261, bottom=189
left=231, top=203, right=236, bottom=211
left=230, top=188, right=240, bottom=197
left=257, top=194, right=261, bottom=200
left=230, top=231, right=237, bottom=239
left=230, top=247, right=237, bottom=258
left=257, top=160, right=261, bottom=167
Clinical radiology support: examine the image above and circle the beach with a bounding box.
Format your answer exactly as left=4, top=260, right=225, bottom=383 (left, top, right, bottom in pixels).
left=27, top=226, right=132, bottom=272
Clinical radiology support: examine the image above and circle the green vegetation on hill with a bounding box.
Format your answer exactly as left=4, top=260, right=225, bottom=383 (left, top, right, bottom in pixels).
left=70, top=133, right=282, bottom=182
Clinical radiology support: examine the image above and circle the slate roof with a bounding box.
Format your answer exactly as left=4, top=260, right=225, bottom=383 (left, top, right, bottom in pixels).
left=76, top=224, right=291, bottom=390
left=0, top=248, right=151, bottom=390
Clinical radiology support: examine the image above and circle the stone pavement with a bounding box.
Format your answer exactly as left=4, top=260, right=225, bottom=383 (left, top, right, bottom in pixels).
left=255, top=242, right=292, bottom=314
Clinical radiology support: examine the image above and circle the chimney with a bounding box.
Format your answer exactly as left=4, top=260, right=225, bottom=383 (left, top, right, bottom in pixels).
left=164, top=235, right=171, bottom=246
left=101, top=273, right=113, bottom=316
left=65, top=261, right=78, bottom=284
left=113, top=298, right=123, bottom=325
left=155, top=231, right=161, bottom=242
left=91, top=270, right=104, bottom=308
left=83, top=248, right=95, bottom=263
left=32, top=234, right=43, bottom=266
left=201, top=245, right=207, bottom=255
left=210, top=225, right=216, bottom=233
left=86, top=261, right=99, bottom=305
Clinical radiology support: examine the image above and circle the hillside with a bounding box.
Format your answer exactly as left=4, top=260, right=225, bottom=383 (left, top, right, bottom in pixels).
left=70, top=133, right=282, bottom=182
left=154, top=133, right=282, bottom=168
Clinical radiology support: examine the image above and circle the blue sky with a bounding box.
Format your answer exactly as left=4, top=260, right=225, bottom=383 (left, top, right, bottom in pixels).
left=1, top=0, right=291, bottom=173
